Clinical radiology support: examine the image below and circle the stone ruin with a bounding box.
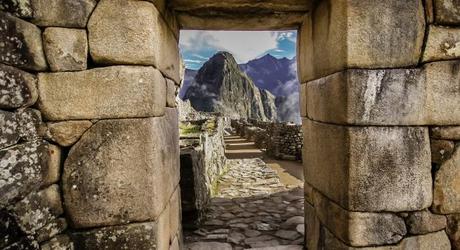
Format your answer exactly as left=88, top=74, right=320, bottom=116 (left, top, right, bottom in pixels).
left=179, top=117, right=228, bottom=229
left=0, top=0, right=459, bottom=249
left=232, top=119, right=303, bottom=161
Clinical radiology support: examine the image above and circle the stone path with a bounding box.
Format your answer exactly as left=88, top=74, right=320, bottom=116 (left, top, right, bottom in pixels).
left=184, top=136, right=305, bottom=250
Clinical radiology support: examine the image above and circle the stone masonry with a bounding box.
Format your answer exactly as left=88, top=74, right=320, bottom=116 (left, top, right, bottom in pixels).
left=0, top=0, right=182, bottom=249
left=232, top=119, right=303, bottom=161
left=0, top=0, right=459, bottom=249
left=299, top=0, right=460, bottom=249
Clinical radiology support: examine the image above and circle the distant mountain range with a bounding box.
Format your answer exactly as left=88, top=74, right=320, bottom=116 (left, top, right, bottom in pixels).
left=181, top=52, right=300, bottom=123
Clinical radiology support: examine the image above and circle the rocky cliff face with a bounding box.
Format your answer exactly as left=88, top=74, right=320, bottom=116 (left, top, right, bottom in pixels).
left=183, top=52, right=277, bottom=121
left=240, top=54, right=301, bottom=124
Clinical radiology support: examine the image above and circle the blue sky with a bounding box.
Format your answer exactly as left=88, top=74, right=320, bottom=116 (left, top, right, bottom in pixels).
left=179, top=31, right=297, bottom=70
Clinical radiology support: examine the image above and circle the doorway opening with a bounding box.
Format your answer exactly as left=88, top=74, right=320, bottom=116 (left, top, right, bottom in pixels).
left=177, top=30, right=305, bottom=249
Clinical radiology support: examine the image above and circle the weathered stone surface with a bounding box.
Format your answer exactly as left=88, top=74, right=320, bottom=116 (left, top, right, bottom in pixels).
left=41, top=144, right=61, bottom=187
left=171, top=0, right=311, bottom=12
left=88, top=0, right=159, bottom=66
left=89, top=0, right=181, bottom=82
left=185, top=242, right=232, bottom=250
left=35, top=218, right=67, bottom=243
left=434, top=0, right=460, bottom=25
left=423, top=25, right=460, bottom=63
left=299, top=84, right=307, bottom=117
left=167, top=78, right=177, bottom=107
left=3, top=237, right=39, bottom=250
left=447, top=214, right=460, bottom=250
left=0, top=141, right=48, bottom=207
left=41, top=235, right=73, bottom=250
left=306, top=69, right=424, bottom=125
left=306, top=60, right=460, bottom=125
left=12, top=185, right=63, bottom=234
left=0, top=64, right=37, bottom=109
left=63, top=115, right=179, bottom=228
left=304, top=182, right=313, bottom=205
left=298, top=0, right=425, bottom=82
left=0, top=209, right=28, bottom=248
left=170, top=235, right=180, bottom=250
left=0, top=0, right=33, bottom=18
left=38, top=66, right=166, bottom=121
left=313, top=189, right=406, bottom=247
left=433, top=147, right=460, bottom=214
left=424, top=60, right=460, bottom=125
left=29, top=0, right=96, bottom=27
left=43, top=28, right=87, bottom=72
left=1, top=109, right=47, bottom=150
left=45, top=120, right=92, bottom=147
left=169, top=187, right=181, bottom=241
left=305, top=202, right=320, bottom=250
left=431, top=139, right=455, bottom=164
left=178, top=12, right=305, bottom=31
left=70, top=222, right=159, bottom=250
left=431, top=126, right=460, bottom=140
left=406, top=210, right=447, bottom=235
left=0, top=110, right=19, bottom=149
left=323, top=227, right=451, bottom=250
left=0, top=12, right=47, bottom=71
left=303, top=118, right=432, bottom=212
left=15, top=108, right=43, bottom=141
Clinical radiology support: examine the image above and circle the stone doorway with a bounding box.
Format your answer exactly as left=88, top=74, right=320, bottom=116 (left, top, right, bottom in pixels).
left=0, top=0, right=459, bottom=249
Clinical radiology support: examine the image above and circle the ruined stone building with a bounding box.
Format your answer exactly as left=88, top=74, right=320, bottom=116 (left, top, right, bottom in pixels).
left=0, top=0, right=460, bottom=249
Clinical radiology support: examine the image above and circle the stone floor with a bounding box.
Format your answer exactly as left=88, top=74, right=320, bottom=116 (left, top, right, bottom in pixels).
left=184, top=136, right=305, bottom=250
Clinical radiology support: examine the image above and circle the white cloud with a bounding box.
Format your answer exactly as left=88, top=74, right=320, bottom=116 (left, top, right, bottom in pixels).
left=180, top=30, right=281, bottom=63
left=184, top=59, right=204, bottom=63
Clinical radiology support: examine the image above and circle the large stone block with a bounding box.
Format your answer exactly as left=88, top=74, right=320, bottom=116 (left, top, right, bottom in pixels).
left=171, top=0, right=311, bottom=12
left=0, top=12, right=47, bottom=71
left=323, top=227, right=451, bottom=250
left=434, top=0, right=460, bottom=25
left=423, top=26, right=460, bottom=63
left=43, top=28, right=87, bottom=72
left=29, top=0, right=96, bottom=28
left=69, top=222, right=159, bottom=250
left=433, top=147, right=460, bottom=214
left=0, top=64, right=37, bottom=109
left=313, top=190, right=406, bottom=247
left=63, top=115, right=179, bottom=228
left=12, top=184, right=63, bottom=234
left=306, top=60, right=460, bottom=125
left=0, top=141, right=49, bottom=207
left=45, top=121, right=92, bottom=147
left=89, top=0, right=181, bottom=83
left=88, top=0, right=157, bottom=65
left=37, top=66, right=166, bottom=121
left=298, top=0, right=425, bottom=82
left=303, top=119, right=432, bottom=212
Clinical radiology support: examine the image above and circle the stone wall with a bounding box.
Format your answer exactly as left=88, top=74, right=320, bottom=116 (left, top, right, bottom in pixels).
left=299, top=0, right=460, bottom=249
left=232, top=119, right=303, bottom=161
left=179, top=117, right=227, bottom=227
left=0, top=0, right=182, bottom=249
